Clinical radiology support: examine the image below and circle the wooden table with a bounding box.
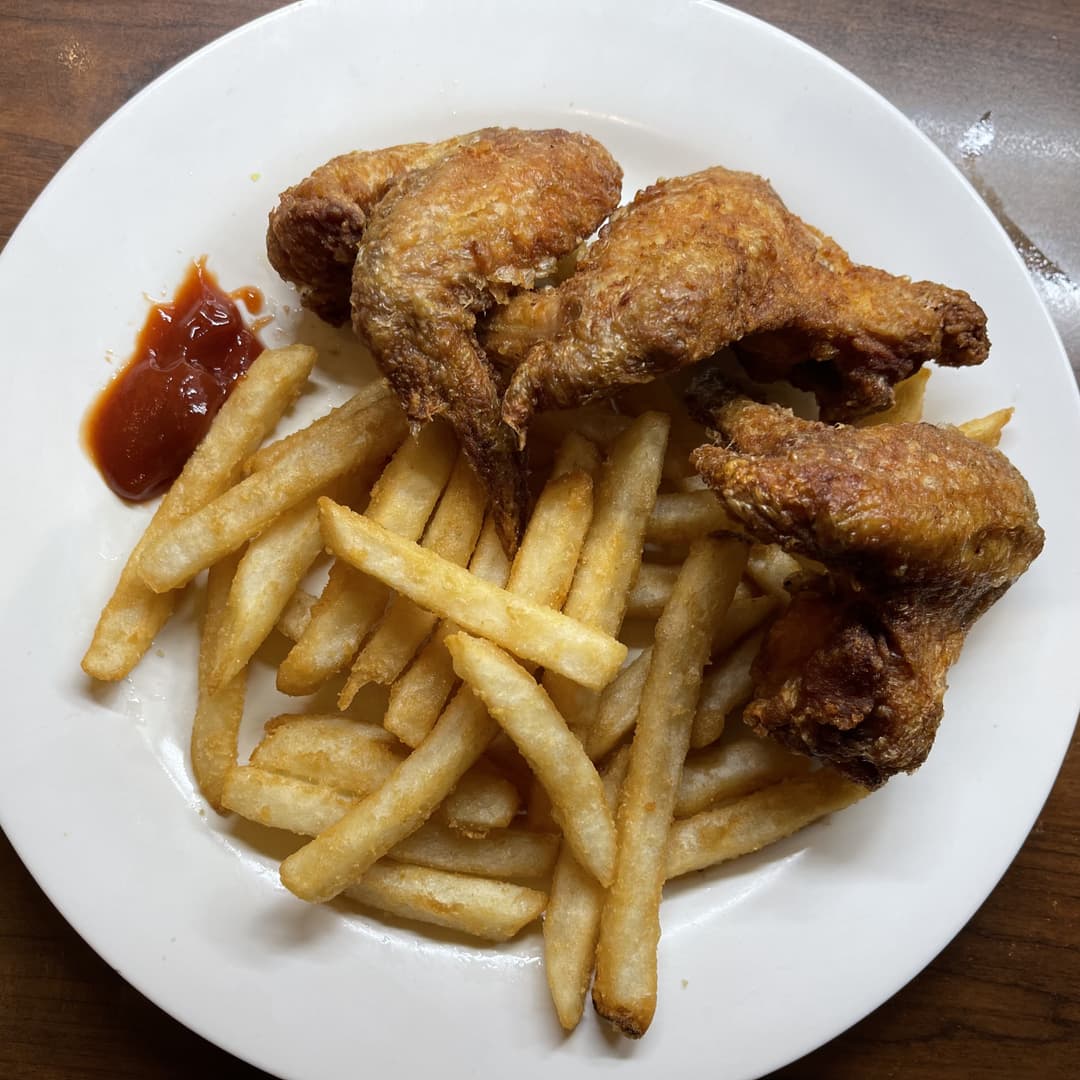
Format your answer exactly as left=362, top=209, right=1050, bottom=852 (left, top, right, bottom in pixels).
left=1, top=3, right=1076, bottom=1077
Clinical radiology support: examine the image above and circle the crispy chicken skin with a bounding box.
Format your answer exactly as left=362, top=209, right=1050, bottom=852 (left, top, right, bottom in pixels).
left=266, top=133, right=478, bottom=325
left=493, top=167, right=988, bottom=436
left=351, top=128, right=623, bottom=551
left=690, top=383, right=1043, bottom=788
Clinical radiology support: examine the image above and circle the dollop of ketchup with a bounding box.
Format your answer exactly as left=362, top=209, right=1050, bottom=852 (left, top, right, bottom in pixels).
left=85, top=258, right=264, bottom=501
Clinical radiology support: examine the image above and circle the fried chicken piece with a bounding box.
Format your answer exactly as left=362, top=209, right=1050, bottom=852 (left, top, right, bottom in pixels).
left=493, top=166, right=988, bottom=437
left=266, top=133, right=478, bottom=325
left=351, top=128, right=623, bottom=550
left=690, top=386, right=1043, bottom=788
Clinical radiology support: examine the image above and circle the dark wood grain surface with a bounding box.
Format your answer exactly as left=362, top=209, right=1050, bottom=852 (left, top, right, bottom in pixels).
left=1, top=3, right=1077, bottom=1078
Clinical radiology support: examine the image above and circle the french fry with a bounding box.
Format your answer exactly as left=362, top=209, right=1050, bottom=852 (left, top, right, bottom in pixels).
left=713, top=592, right=779, bottom=656
left=674, top=737, right=811, bottom=818
left=207, top=496, right=325, bottom=692
left=339, top=454, right=486, bottom=707
left=593, top=536, right=744, bottom=1038
left=959, top=407, right=1013, bottom=447
left=645, top=490, right=738, bottom=545
left=276, top=421, right=456, bottom=695
left=243, top=380, right=391, bottom=474
left=440, top=761, right=520, bottom=835
left=690, top=629, right=766, bottom=749
left=544, top=412, right=669, bottom=728
left=544, top=746, right=629, bottom=1030
left=447, top=633, right=617, bottom=886
left=82, top=344, right=317, bottom=680
left=275, top=587, right=317, bottom=642
left=280, top=454, right=598, bottom=904
left=280, top=683, right=501, bottom=902
left=665, top=770, right=868, bottom=879
left=317, top=501, right=627, bottom=691
left=343, top=864, right=545, bottom=943
left=221, top=767, right=553, bottom=878
left=191, top=551, right=246, bottom=812
left=617, top=378, right=708, bottom=489
left=383, top=517, right=511, bottom=747
left=584, top=647, right=652, bottom=762
left=745, top=544, right=802, bottom=600
left=855, top=367, right=930, bottom=427
left=626, top=563, right=680, bottom=621
left=249, top=713, right=517, bottom=835
left=138, top=391, right=407, bottom=592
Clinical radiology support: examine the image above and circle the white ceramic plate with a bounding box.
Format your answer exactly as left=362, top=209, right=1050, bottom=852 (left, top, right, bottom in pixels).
left=1, top=1, right=1077, bottom=1077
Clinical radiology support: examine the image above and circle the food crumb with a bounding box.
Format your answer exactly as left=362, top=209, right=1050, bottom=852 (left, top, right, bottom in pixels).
left=250, top=172, right=261, bottom=182
left=155, top=649, right=165, bottom=657
left=681, top=979, right=689, bottom=989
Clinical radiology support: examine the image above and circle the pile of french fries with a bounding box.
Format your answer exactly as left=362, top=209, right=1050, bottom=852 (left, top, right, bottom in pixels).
left=82, top=343, right=1012, bottom=1038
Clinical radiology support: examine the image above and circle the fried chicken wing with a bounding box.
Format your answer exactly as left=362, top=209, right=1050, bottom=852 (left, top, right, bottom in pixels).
left=266, top=133, right=477, bottom=325
left=690, top=384, right=1043, bottom=787
left=493, top=167, right=988, bottom=437
left=351, top=128, right=623, bottom=550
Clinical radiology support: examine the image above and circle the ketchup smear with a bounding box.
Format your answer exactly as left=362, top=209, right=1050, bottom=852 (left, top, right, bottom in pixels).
left=85, top=259, right=264, bottom=501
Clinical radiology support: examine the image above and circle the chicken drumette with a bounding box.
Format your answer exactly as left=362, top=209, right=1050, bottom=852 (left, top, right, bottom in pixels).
left=690, top=382, right=1043, bottom=788
left=491, top=166, right=988, bottom=438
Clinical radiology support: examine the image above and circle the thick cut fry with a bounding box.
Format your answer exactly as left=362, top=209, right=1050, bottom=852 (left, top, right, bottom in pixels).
left=280, top=685, right=500, bottom=903
left=317, top=501, right=627, bottom=691
left=544, top=746, right=629, bottom=1031
left=674, top=737, right=811, bottom=818
left=626, top=563, right=680, bottom=620
left=447, top=633, right=616, bottom=886
left=339, top=454, right=486, bottom=707
left=585, top=647, right=652, bottom=762
left=138, top=392, right=407, bottom=592
left=191, top=552, right=246, bottom=812
left=593, top=537, right=744, bottom=1038
left=384, top=517, right=511, bottom=747
left=276, top=587, right=317, bottom=642
left=249, top=713, right=517, bottom=834
left=221, top=767, right=553, bottom=877
left=690, top=630, right=767, bottom=749
left=343, top=864, right=545, bottom=943
left=208, top=496, right=324, bottom=692
left=276, top=422, right=457, bottom=695
left=280, top=458, right=593, bottom=904
left=855, top=367, right=930, bottom=427
left=82, top=344, right=317, bottom=680
left=544, top=412, right=669, bottom=727
left=745, top=544, right=802, bottom=600
left=712, top=592, right=779, bottom=656
left=244, top=380, right=391, bottom=474
left=959, top=407, right=1013, bottom=447
left=665, top=770, right=868, bottom=879
left=645, top=490, right=738, bottom=545
left=505, top=471, right=594, bottom=610
left=441, top=762, right=520, bottom=835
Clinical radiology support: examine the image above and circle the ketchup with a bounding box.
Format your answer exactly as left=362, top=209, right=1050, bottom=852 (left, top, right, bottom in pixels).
left=85, top=259, right=264, bottom=501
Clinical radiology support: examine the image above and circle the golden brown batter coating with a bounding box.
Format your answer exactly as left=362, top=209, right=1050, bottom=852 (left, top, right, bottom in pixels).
left=690, top=385, right=1043, bottom=788
left=493, top=167, right=988, bottom=435
left=266, top=133, right=478, bottom=325
left=351, top=128, right=623, bottom=550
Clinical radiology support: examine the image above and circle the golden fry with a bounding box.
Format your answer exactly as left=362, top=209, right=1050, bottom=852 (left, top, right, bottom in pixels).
left=276, top=421, right=456, bottom=695
left=593, top=537, right=744, bottom=1038
left=447, top=633, right=616, bottom=886
left=191, top=552, right=247, bottom=812
left=666, top=770, right=868, bottom=878
left=317, top=501, right=627, bottom=691
left=138, top=391, right=406, bottom=592
left=690, top=629, right=766, bottom=749
left=82, top=344, right=317, bottom=680
left=958, top=406, right=1013, bottom=447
